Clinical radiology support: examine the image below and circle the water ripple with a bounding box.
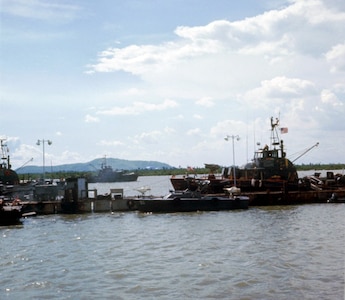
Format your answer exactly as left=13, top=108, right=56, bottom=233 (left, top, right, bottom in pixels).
left=1, top=204, right=344, bottom=299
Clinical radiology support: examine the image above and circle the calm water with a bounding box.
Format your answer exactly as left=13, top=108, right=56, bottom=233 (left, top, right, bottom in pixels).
left=88, top=175, right=176, bottom=197
left=1, top=176, right=344, bottom=300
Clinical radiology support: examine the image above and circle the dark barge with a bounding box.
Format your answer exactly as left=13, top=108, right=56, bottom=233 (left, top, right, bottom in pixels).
left=132, top=187, right=249, bottom=213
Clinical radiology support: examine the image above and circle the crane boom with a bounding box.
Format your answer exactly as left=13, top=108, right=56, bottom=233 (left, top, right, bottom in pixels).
left=292, top=142, right=319, bottom=163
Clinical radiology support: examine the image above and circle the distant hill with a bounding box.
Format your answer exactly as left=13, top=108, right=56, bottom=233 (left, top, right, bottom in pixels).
left=16, top=158, right=174, bottom=174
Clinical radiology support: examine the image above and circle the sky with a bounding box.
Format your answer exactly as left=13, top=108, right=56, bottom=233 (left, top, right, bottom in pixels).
left=1, top=0, right=345, bottom=170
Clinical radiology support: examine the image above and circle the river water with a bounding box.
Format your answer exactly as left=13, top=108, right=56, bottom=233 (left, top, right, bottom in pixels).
left=1, top=176, right=344, bottom=299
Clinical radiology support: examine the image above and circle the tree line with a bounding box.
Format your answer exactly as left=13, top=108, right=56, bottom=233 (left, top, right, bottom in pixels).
left=17, top=163, right=345, bottom=181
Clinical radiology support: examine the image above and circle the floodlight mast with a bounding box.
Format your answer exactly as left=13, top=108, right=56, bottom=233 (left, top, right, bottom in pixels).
left=224, top=135, right=240, bottom=186
left=36, top=139, right=52, bottom=183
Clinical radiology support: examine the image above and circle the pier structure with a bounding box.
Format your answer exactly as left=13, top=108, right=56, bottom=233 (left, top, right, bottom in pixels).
left=21, top=188, right=135, bottom=215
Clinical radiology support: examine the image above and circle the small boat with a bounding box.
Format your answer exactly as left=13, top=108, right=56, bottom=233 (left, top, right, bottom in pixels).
left=132, top=187, right=249, bottom=213
left=0, top=199, right=22, bottom=225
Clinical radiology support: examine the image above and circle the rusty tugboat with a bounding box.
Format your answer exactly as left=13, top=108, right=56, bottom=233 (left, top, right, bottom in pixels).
left=170, top=117, right=345, bottom=205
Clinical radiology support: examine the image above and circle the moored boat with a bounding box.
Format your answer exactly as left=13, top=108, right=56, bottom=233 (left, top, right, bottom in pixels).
left=132, top=187, right=249, bottom=213
left=0, top=139, right=20, bottom=185
left=0, top=139, right=23, bottom=224
left=170, top=117, right=345, bottom=205
left=0, top=199, right=22, bottom=225
left=171, top=117, right=301, bottom=193
left=88, top=157, right=138, bottom=183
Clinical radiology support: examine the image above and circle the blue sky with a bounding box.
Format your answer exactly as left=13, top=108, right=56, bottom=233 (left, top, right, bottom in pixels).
left=1, top=0, right=345, bottom=170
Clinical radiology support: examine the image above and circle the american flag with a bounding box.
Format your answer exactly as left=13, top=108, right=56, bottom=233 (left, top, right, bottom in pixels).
left=280, top=127, right=288, bottom=134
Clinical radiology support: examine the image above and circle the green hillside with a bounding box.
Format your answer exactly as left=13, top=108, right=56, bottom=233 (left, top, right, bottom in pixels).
left=16, top=158, right=174, bottom=174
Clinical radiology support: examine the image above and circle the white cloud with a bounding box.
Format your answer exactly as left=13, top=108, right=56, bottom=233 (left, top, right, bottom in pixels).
left=84, top=0, right=345, bottom=139
left=88, top=0, right=345, bottom=78
left=262, top=76, right=315, bottom=97
left=88, top=37, right=220, bottom=75
left=11, top=143, right=40, bottom=166
left=186, top=128, right=201, bottom=136
left=84, top=114, right=100, bottom=123
left=242, top=76, right=316, bottom=109
left=120, top=88, right=147, bottom=96
left=1, top=0, right=81, bottom=21
left=193, top=114, right=203, bottom=120
left=320, top=89, right=343, bottom=107
left=164, top=127, right=176, bottom=134
left=196, top=97, right=214, bottom=107
left=57, top=150, right=85, bottom=165
left=135, top=130, right=163, bottom=144
left=210, top=119, right=246, bottom=138
left=98, top=140, right=124, bottom=146
left=96, top=99, right=178, bottom=116
left=325, top=43, right=345, bottom=73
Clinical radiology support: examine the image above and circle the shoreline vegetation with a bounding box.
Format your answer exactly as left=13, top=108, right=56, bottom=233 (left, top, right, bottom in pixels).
left=17, top=163, right=345, bottom=181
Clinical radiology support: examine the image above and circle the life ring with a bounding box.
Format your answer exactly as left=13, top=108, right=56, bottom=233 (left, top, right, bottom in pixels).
left=127, top=200, right=135, bottom=209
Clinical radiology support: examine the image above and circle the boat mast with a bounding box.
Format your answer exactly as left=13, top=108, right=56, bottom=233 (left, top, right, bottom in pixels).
left=101, top=155, right=107, bottom=169
left=1, top=139, right=10, bottom=169
left=270, top=117, right=280, bottom=148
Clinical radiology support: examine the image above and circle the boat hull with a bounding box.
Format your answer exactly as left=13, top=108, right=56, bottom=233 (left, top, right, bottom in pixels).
left=133, top=196, right=249, bottom=213
left=170, top=177, right=300, bottom=194
left=88, top=172, right=138, bottom=183
left=0, top=205, right=22, bottom=225
left=244, top=189, right=345, bottom=206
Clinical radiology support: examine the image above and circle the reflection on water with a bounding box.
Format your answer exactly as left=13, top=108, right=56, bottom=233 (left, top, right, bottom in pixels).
left=1, top=176, right=344, bottom=299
